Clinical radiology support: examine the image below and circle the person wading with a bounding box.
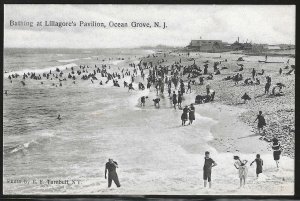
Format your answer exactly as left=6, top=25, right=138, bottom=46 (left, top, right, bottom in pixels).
left=105, top=158, right=121, bottom=188
left=234, top=156, right=248, bottom=188
left=203, top=151, right=217, bottom=188
left=272, top=138, right=282, bottom=168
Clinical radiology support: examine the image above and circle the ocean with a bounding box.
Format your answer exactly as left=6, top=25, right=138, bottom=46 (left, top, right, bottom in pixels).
left=3, top=48, right=294, bottom=195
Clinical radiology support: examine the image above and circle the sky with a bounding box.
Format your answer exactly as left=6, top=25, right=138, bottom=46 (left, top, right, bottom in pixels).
left=4, top=4, right=295, bottom=48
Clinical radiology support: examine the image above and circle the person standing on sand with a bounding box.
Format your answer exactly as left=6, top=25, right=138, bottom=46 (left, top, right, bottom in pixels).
left=178, top=92, right=183, bottom=108
left=254, top=111, right=266, bottom=135
left=105, top=158, right=121, bottom=188
left=189, top=104, right=195, bottom=125
left=265, top=81, right=271, bottom=94
left=250, top=154, right=263, bottom=177
left=187, top=80, right=192, bottom=93
left=181, top=106, right=189, bottom=126
left=203, top=151, right=217, bottom=188
left=271, top=138, right=282, bottom=168
left=266, top=75, right=272, bottom=84
left=252, top=68, right=256, bottom=79
left=172, top=91, right=177, bottom=109
left=209, top=89, right=216, bottom=101
left=206, top=83, right=211, bottom=95
left=279, top=68, right=282, bottom=75
left=204, top=65, right=208, bottom=75
left=234, top=156, right=248, bottom=188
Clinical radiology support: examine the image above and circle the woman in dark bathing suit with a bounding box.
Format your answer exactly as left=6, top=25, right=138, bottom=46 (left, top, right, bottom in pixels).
left=181, top=106, right=189, bottom=126
left=272, top=138, right=281, bottom=168
left=172, top=91, right=177, bottom=109
left=189, top=104, right=195, bottom=125
left=177, top=92, right=182, bottom=108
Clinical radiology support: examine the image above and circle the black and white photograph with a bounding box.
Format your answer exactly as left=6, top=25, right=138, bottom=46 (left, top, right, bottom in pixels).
left=3, top=4, right=295, bottom=195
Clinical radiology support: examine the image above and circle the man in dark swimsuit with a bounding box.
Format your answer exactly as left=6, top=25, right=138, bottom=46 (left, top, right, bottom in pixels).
left=203, top=151, right=217, bottom=188
left=254, top=111, right=266, bottom=134
left=105, top=158, right=121, bottom=188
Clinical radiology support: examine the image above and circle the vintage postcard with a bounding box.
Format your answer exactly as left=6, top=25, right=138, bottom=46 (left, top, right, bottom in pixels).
left=3, top=4, right=295, bottom=195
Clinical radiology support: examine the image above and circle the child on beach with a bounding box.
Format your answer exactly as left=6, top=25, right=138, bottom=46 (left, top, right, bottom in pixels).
left=203, top=151, right=217, bottom=188
left=250, top=154, right=263, bottom=177
left=234, top=156, right=248, bottom=188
